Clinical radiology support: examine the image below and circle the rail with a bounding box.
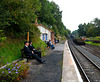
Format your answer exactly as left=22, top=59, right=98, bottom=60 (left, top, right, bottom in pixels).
left=68, top=40, right=100, bottom=82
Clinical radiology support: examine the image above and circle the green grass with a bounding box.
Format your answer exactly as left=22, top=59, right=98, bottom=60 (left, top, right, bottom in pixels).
left=85, top=41, right=100, bottom=46
left=0, top=38, right=47, bottom=67
left=87, top=36, right=100, bottom=40
left=0, top=39, right=25, bottom=67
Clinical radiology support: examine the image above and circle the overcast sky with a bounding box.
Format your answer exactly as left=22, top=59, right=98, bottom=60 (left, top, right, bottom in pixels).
left=49, top=0, right=100, bottom=32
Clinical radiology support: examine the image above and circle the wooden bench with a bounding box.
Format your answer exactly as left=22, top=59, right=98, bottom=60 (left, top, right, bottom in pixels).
left=20, top=47, right=41, bottom=62
left=20, top=49, right=32, bottom=62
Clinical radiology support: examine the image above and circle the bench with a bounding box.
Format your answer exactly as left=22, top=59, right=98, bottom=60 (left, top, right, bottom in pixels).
left=20, top=47, right=41, bottom=62
left=20, top=49, right=32, bottom=62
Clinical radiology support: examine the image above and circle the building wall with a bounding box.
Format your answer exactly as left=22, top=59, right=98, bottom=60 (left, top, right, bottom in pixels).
left=37, top=25, right=51, bottom=41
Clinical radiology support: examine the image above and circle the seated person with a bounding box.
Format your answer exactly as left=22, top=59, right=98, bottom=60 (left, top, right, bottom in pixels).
left=47, top=41, right=51, bottom=48
left=49, top=40, right=55, bottom=50
left=23, top=41, right=45, bottom=63
left=29, top=41, right=41, bottom=58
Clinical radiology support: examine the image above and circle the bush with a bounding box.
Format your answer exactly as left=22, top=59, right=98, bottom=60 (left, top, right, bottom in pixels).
left=0, top=30, right=6, bottom=42
left=0, top=60, right=31, bottom=81
left=31, top=38, right=47, bottom=56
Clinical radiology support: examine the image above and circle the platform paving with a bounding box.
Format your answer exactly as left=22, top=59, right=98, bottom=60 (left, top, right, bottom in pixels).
left=21, top=43, right=64, bottom=82
left=62, top=41, right=83, bottom=82
left=22, top=41, right=82, bottom=82
left=54, top=44, right=64, bottom=51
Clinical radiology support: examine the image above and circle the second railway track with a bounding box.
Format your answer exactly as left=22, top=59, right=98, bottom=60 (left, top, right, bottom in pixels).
left=68, top=40, right=100, bottom=82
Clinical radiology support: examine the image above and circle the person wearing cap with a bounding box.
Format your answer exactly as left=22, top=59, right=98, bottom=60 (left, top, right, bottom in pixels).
left=23, top=41, right=45, bottom=63
left=29, top=41, right=41, bottom=58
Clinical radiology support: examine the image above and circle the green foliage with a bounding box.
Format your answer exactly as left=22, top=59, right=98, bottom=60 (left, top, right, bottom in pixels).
left=72, top=30, right=78, bottom=36
left=0, top=39, right=25, bottom=67
left=0, top=30, right=6, bottom=42
left=0, top=0, right=69, bottom=69
left=51, top=25, right=59, bottom=36
left=87, top=27, right=97, bottom=37
left=63, top=30, right=68, bottom=37
left=29, top=24, right=41, bottom=40
left=0, top=37, right=47, bottom=67
left=87, top=36, right=100, bottom=41
left=0, top=0, right=70, bottom=38
left=31, top=38, right=47, bottom=56
left=0, top=0, right=41, bottom=38
left=77, top=18, right=100, bottom=37
left=78, top=24, right=86, bottom=36
left=85, top=41, right=100, bottom=46
left=38, top=0, right=57, bottom=25
left=29, top=24, right=47, bottom=56
left=0, top=60, right=31, bottom=81
left=95, top=36, right=100, bottom=40
left=38, top=0, right=70, bottom=37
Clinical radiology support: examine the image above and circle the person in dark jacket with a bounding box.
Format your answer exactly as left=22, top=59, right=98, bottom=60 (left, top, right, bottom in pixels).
left=47, top=41, right=50, bottom=48
left=23, top=41, right=45, bottom=63
left=29, top=41, right=41, bottom=58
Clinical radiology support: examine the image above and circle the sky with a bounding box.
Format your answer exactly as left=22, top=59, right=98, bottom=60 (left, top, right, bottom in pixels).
left=49, top=0, right=100, bottom=32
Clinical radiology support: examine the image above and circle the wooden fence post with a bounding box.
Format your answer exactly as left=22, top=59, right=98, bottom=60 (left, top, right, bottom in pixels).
left=27, top=32, right=29, bottom=42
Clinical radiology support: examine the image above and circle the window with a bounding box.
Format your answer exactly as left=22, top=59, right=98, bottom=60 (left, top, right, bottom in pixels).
left=42, top=34, right=44, bottom=41
left=42, top=34, right=47, bottom=41
left=45, top=34, right=47, bottom=41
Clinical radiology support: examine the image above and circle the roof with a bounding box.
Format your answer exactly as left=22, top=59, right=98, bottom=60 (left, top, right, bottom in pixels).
left=37, top=24, right=54, bottom=33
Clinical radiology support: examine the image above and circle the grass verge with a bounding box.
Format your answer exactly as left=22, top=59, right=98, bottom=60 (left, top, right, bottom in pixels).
left=0, top=38, right=47, bottom=67
left=85, top=41, right=100, bottom=46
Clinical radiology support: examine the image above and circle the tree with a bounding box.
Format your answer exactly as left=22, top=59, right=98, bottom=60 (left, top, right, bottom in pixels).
left=77, top=18, right=100, bottom=37
left=51, top=25, right=59, bottom=36
left=38, top=0, right=70, bottom=37
left=87, top=26, right=97, bottom=37
left=0, top=0, right=71, bottom=39
left=78, top=24, right=86, bottom=36
left=0, top=0, right=41, bottom=38
left=93, top=18, right=100, bottom=36
left=72, top=30, right=78, bottom=36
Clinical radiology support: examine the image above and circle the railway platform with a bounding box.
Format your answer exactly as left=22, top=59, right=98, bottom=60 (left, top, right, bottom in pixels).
left=62, top=40, right=83, bottom=82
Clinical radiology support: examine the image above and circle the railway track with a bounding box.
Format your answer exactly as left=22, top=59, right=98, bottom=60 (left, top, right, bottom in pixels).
left=68, top=40, right=100, bottom=82
left=81, top=46, right=100, bottom=59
